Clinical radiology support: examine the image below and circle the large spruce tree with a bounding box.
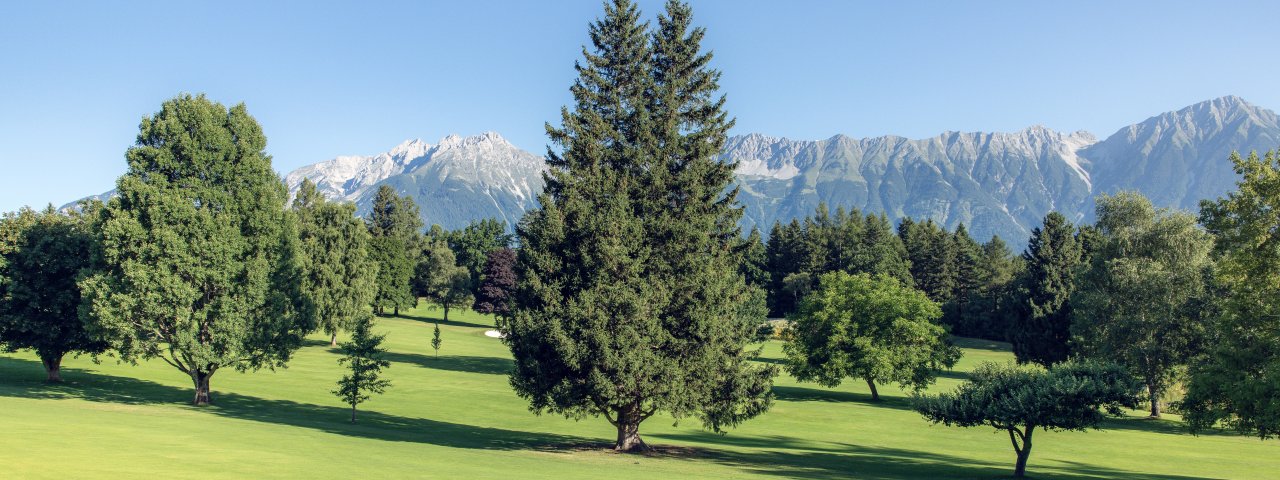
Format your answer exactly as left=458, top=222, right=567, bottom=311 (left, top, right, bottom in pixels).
left=79, top=94, right=309, bottom=405
left=1009, top=212, right=1082, bottom=366
left=504, top=0, right=774, bottom=452
left=293, top=179, right=378, bottom=346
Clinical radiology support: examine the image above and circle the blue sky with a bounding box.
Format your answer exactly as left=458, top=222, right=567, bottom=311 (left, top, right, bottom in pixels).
left=2, top=0, right=1278, bottom=211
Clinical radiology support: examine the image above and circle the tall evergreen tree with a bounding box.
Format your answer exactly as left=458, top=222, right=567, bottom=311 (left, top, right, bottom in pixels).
left=367, top=185, right=421, bottom=316
left=293, top=179, right=378, bottom=346
left=79, top=94, right=308, bottom=405
left=942, top=224, right=983, bottom=334
left=956, top=236, right=1022, bottom=340
left=1009, top=212, right=1082, bottom=366
left=766, top=219, right=808, bottom=315
left=850, top=213, right=912, bottom=284
left=737, top=227, right=769, bottom=288
left=505, top=0, right=774, bottom=452
left=334, top=314, right=391, bottom=423
left=0, top=204, right=107, bottom=382
left=900, top=218, right=956, bottom=302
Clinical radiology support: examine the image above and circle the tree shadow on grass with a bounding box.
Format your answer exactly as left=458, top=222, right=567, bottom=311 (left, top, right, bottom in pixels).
left=648, top=432, right=1212, bottom=480
left=0, top=357, right=589, bottom=451
left=0, top=356, right=1223, bottom=479
left=396, top=313, right=493, bottom=330
left=382, top=352, right=512, bottom=376
left=771, top=385, right=915, bottom=411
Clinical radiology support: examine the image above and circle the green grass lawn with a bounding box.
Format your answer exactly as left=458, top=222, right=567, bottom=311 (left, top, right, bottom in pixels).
left=1, top=304, right=1274, bottom=479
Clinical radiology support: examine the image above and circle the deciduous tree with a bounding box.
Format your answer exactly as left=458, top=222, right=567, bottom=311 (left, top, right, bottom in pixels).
left=293, top=179, right=378, bottom=346
left=1072, top=192, right=1213, bottom=418
left=0, top=204, right=106, bottom=382
left=913, top=361, right=1140, bottom=477
left=1185, top=150, right=1280, bottom=438
left=79, top=94, right=308, bottom=405
left=784, top=271, right=960, bottom=400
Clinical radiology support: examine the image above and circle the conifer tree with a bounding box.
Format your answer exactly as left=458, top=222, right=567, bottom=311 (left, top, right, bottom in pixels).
left=850, top=213, right=912, bottom=284
left=79, top=94, right=308, bottom=405
left=1009, top=212, right=1081, bottom=366
left=943, top=224, right=983, bottom=333
left=293, top=179, right=378, bottom=346
left=737, top=227, right=769, bottom=288
left=505, top=0, right=774, bottom=452
left=367, top=186, right=421, bottom=316
left=334, top=314, right=391, bottom=423
left=766, top=219, right=808, bottom=315
left=0, top=204, right=107, bottom=382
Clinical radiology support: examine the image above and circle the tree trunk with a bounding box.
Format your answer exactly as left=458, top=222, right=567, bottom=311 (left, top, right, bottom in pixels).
left=41, top=354, right=63, bottom=383
left=331, top=332, right=338, bottom=347
left=394, top=306, right=400, bottom=316
left=192, top=370, right=213, bottom=406
left=350, top=403, right=357, bottom=423
left=866, top=378, right=880, bottom=401
left=444, top=305, right=450, bottom=323
left=1011, top=426, right=1034, bottom=478
left=613, top=406, right=651, bottom=452
left=1148, top=383, right=1161, bottom=418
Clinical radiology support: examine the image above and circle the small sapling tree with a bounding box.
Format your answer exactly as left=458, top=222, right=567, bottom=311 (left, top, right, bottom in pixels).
left=334, top=315, right=391, bottom=423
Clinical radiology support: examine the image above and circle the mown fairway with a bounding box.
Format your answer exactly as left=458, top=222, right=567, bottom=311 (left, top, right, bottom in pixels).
left=0, top=303, right=1273, bottom=479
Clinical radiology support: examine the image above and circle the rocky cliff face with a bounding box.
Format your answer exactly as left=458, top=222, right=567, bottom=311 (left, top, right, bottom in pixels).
left=234, top=96, right=1280, bottom=242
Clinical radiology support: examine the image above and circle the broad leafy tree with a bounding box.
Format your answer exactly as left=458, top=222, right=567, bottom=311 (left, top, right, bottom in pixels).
left=80, top=94, right=309, bottom=405
left=913, top=361, right=1140, bottom=478
left=0, top=204, right=106, bottom=381
left=447, top=218, right=512, bottom=293
left=1072, top=192, right=1213, bottom=418
left=293, top=179, right=378, bottom=346
left=505, top=0, right=774, bottom=452
left=1009, top=212, right=1082, bottom=366
left=334, top=314, right=391, bottom=423
left=1185, top=150, right=1280, bottom=438
left=367, top=185, right=421, bottom=316
left=419, top=239, right=472, bottom=322
left=784, top=271, right=960, bottom=400
left=472, top=247, right=517, bottom=322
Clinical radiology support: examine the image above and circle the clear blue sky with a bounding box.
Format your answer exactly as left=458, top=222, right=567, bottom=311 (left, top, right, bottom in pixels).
left=2, top=0, right=1278, bottom=211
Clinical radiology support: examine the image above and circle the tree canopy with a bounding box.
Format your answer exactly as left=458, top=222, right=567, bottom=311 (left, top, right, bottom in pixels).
left=784, top=271, right=960, bottom=400
left=293, top=179, right=378, bottom=346
left=1072, top=192, right=1214, bottom=418
left=0, top=204, right=106, bottom=381
left=79, top=94, right=309, bottom=405
left=504, top=0, right=774, bottom=452
left=1185, top=149, right=1280, bottom=438
left=913, top=360, right=1140, bottom=477
left=1009, top=212, right=1082, bottom=366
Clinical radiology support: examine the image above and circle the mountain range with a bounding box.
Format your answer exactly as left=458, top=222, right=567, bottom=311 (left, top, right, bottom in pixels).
left=76, top=96, right=1280, bottom=244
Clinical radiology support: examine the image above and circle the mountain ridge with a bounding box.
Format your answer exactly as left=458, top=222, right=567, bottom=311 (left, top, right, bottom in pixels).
left=69, top=96, right=1280, bottom=243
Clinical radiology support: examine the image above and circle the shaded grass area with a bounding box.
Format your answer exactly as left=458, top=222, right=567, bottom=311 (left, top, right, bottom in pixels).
left=0, top=303, right=1272, bottom=479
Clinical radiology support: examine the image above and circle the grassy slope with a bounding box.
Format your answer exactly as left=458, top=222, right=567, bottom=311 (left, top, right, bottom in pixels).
left=0, top=304, right=1274, bottom=479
